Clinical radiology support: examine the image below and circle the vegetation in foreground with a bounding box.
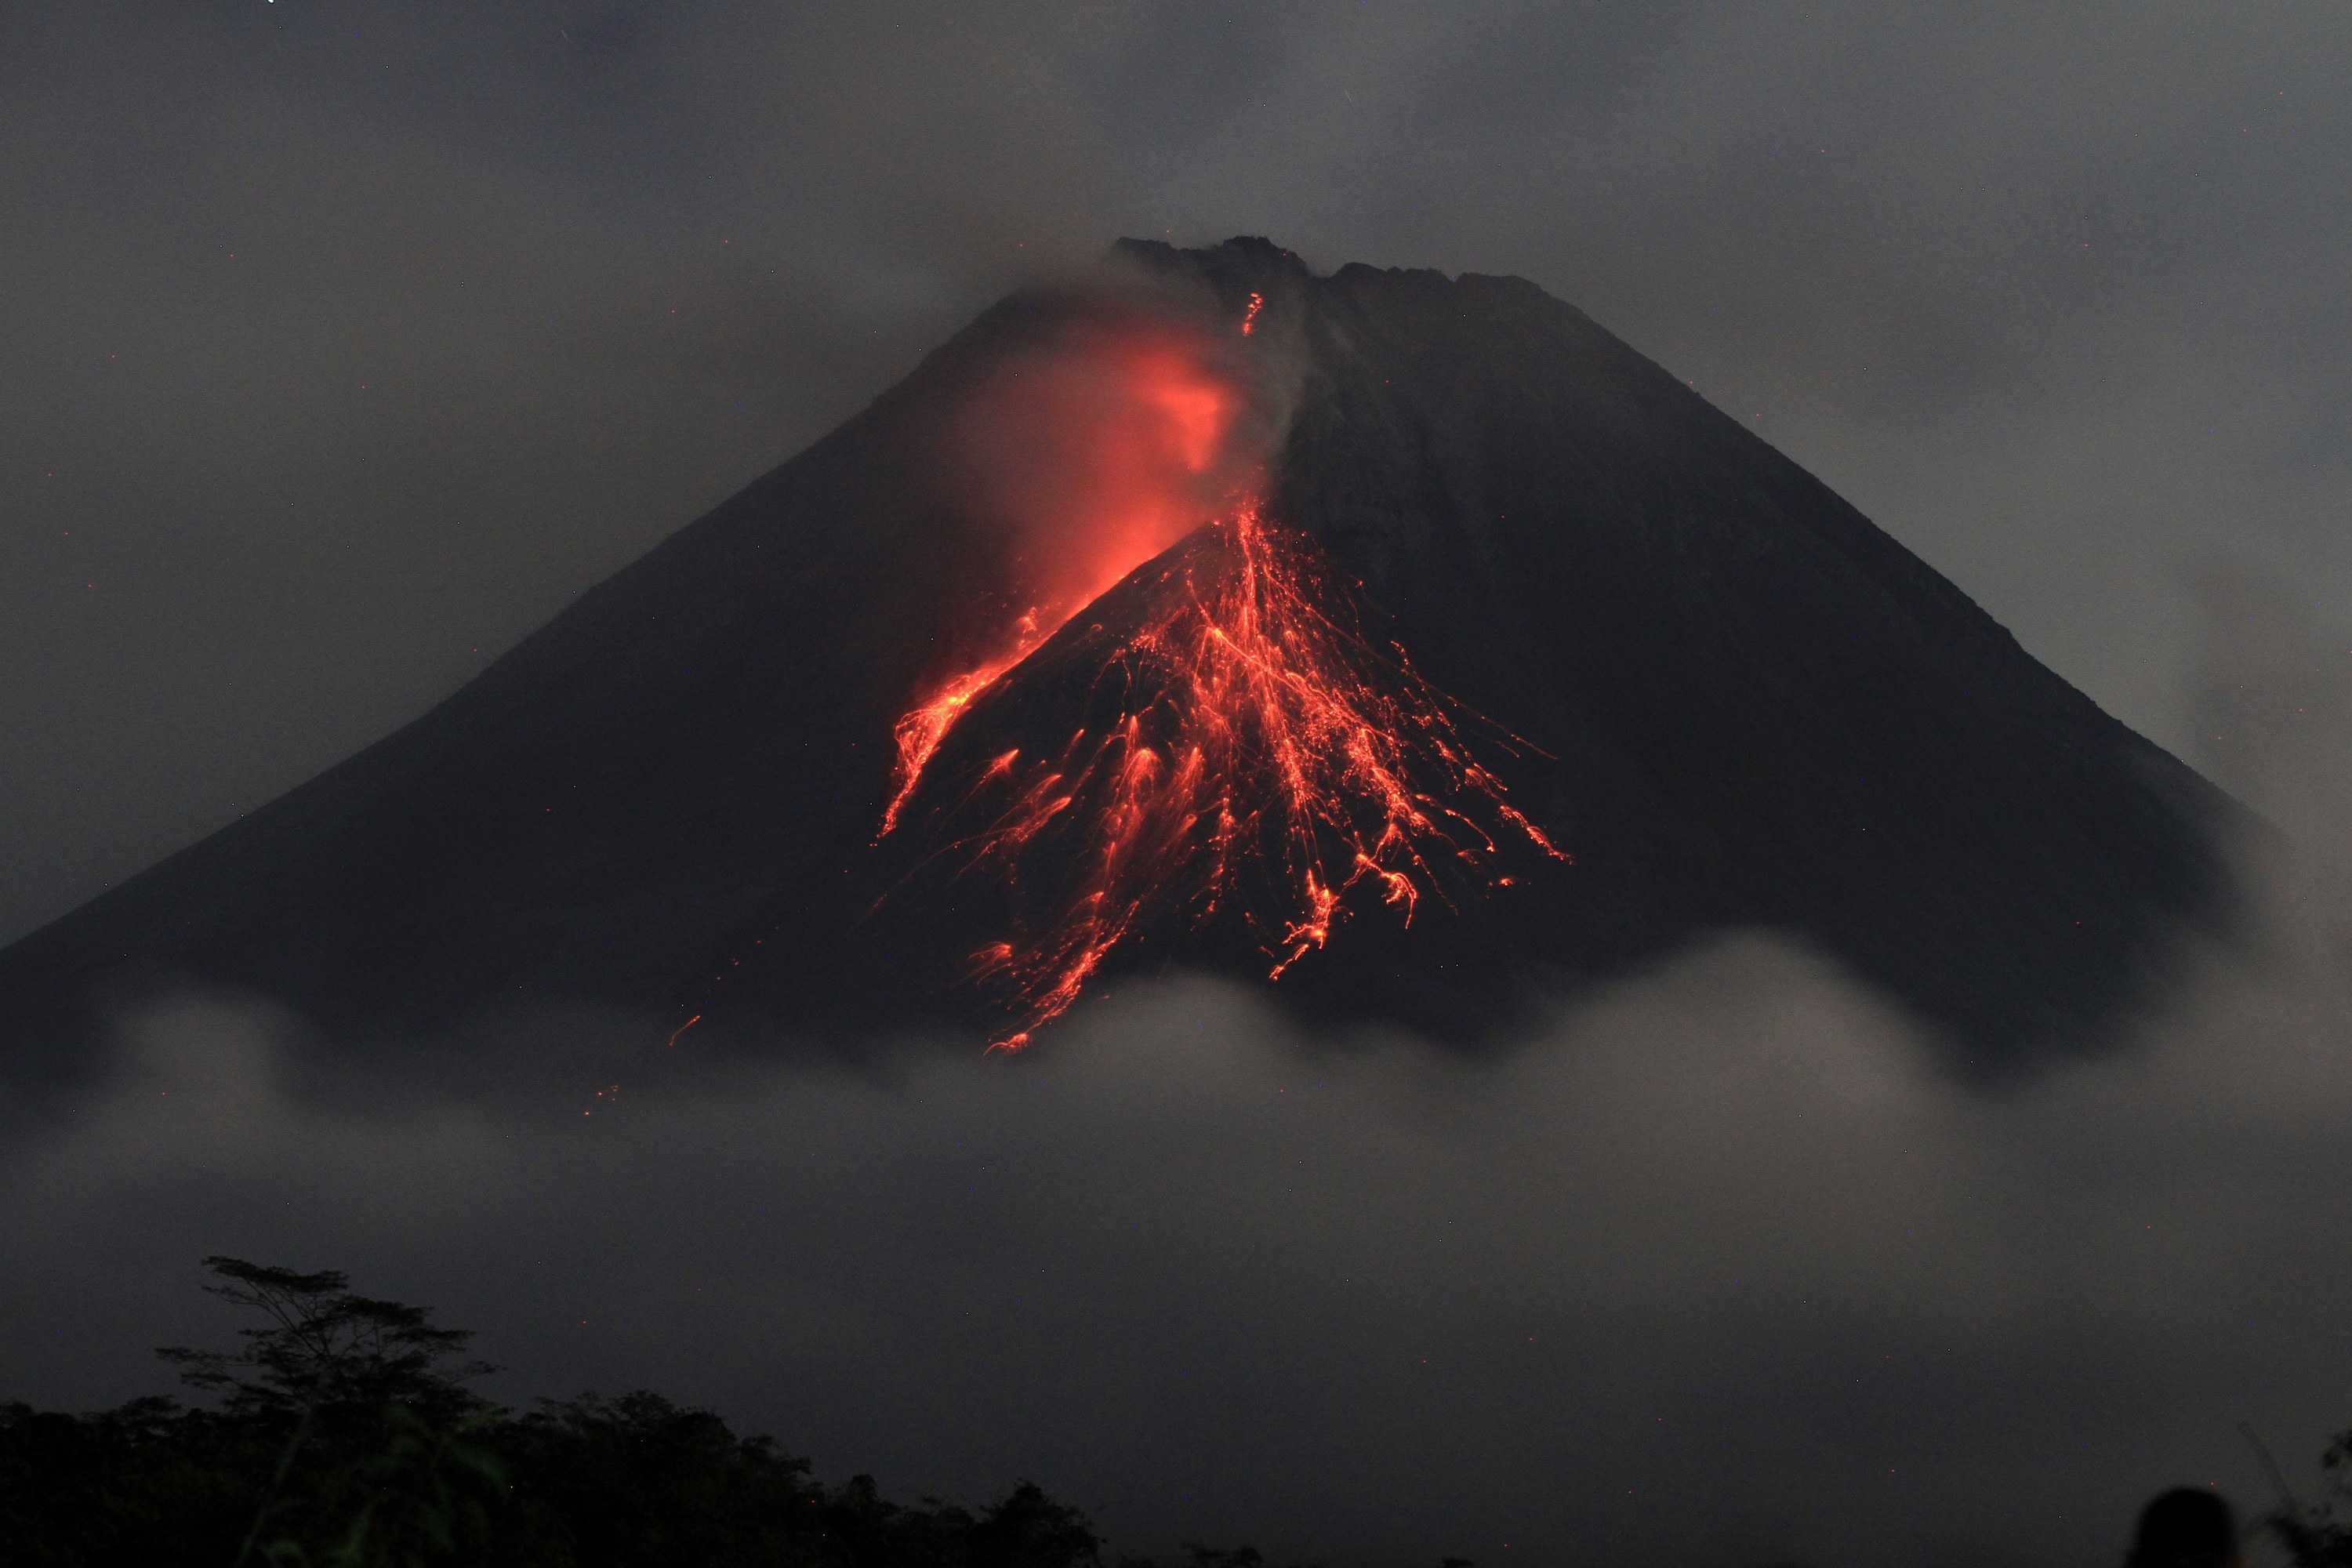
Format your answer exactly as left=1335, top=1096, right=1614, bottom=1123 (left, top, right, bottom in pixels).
left=0, top=1258, right=1304, bottom=1568
left=14, top=1258, right=2352, bottom=1566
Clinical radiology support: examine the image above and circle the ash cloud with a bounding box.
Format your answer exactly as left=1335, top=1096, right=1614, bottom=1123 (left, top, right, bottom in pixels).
left=8, top=580, right=2352, bottom=1567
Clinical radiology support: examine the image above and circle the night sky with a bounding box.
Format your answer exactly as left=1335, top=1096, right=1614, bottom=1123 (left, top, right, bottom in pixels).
left=7, top=3, right=2350, bottom=948
left=7, top=7, right=2352, bottom=1565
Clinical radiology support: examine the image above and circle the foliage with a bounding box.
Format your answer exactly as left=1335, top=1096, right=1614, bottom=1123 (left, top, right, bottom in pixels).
left=501, top=1390, right=825, bottom=1566
left=2, top=1258, right=1128, bottom=1567
left=157, top=1257, right=495, bottom=1423
left=2268, top=1428, right=2352, bottom=1567
left=1, top=1387, right=1137, bottom=1567
left=0, top=1396, right=274, bottom=1567
left=2, top=1258, right=1426, bottom=1565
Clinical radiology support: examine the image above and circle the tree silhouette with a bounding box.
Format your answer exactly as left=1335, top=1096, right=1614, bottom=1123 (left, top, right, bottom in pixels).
left=0, top=1256, right=1193, bottom=1565
left=158, top=1258, right=494, bottom=1421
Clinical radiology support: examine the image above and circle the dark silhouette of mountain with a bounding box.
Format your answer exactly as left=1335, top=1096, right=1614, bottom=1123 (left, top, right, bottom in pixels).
left=0, top=238, right=2233, bottom=1082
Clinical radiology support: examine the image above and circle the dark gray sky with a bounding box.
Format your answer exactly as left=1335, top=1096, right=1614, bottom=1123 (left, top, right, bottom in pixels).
left=5, top=2, right=2348, bottom=948
left=8, top=9, right=2352, bottom=1563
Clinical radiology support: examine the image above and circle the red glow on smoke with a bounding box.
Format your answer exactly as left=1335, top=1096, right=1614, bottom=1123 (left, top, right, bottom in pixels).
left=884, top=328, right=1246, bottom=835
left=973, top=328, right=1240, bottom=619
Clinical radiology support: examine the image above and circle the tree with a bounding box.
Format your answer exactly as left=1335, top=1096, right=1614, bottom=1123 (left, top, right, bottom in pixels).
left=158, top=1258, right=495, bottom=1421
left=6, top=1256, right=1122, bottom=1567
left=503, top=1390, right=825, bottom=1566
left=153, top=1258, right=502, bottom=1567
left=967, top=1481, right=1104, bottom=1568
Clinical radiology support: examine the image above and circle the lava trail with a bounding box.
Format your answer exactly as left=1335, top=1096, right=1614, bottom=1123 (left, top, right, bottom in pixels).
left=883, top=498, right=1567, bottom=1050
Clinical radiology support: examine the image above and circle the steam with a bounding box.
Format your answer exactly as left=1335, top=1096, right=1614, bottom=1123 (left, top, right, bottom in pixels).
left=6, top=571, right=2350, bottom=1568
left=933, top=283, right=1279, bottom=654
left=877, top=284, right=1279, bottom=837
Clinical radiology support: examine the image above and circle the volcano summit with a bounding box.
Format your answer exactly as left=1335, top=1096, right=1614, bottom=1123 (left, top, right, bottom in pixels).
left=0, top=238, right=2231, bottom=1076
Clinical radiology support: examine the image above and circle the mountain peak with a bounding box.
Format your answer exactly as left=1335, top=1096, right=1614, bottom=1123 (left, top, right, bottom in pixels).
left=0, top=241, right=2233, bottom=1083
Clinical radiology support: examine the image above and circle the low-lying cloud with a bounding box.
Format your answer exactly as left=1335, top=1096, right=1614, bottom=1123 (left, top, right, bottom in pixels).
left=8, top=578, right=2350, bottom=1568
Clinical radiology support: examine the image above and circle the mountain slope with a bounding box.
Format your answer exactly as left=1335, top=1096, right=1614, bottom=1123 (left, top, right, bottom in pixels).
left=0, top=238, right=2231, bottom=1080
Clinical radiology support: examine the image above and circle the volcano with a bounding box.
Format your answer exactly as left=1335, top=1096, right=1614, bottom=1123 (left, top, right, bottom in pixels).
left=0, top=238, right=2232, bottom=1079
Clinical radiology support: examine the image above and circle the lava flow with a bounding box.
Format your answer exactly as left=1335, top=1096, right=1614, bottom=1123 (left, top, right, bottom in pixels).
left=879, top=616, right=1036, bottom=838
left=882, top=495, right=1567, bottom=1050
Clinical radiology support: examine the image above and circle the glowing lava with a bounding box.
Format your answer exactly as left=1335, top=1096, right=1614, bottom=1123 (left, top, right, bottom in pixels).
left=883, top=496, right=1567, bottom=1050
left=880, top=620, right=1036, bottom=838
